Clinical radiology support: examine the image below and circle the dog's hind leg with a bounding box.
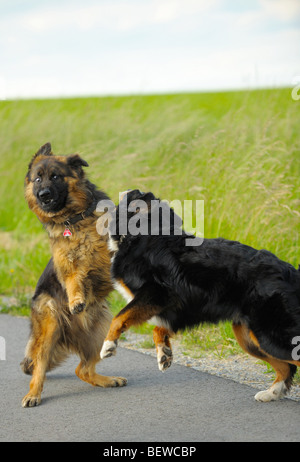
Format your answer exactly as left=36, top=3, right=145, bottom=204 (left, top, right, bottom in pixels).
left=74, top=306, right=127, bottom=388
left=75, top=358, right=127, bottom=388
left=22, top=307, right=60, bottom=407
left=254, top=361, right=297, bottom=402
left=153, top=326, right=173, bottom=372
left=232, top=323, right=297, bottom=402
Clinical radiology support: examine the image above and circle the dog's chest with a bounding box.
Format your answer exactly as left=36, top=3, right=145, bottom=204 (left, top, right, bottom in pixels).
left=66, top=247, right=78, bottom=263
left=51, top=232, right=97, bottom=264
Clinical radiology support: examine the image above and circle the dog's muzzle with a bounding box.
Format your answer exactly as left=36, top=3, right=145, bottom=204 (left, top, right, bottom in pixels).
left=38, top=188, right=53, bottom=205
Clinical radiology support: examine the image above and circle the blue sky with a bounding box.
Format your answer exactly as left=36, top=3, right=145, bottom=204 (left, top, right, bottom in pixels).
left=1, top=0, right=300, bottom=98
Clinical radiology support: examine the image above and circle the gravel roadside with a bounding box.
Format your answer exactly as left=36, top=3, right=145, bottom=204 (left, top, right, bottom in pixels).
left=119, top=332, right=300, bottom=402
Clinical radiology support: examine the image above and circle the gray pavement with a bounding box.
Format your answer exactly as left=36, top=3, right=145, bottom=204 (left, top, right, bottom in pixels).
left=1, top=314, right=300, bottom=443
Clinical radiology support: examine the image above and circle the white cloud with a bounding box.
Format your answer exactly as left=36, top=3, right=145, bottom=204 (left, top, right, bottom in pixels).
left=1, top=0, right=299, bottom=98
left=10, top=0, right=221, bottom=33
left=230, top=0, right=300, bottom=31
left=259, top=0, right=300, bottom=22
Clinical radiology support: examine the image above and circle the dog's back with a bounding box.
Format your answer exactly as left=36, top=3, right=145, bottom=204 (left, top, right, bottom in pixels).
left=160, top=236, right=300, bottom=357
left=136, top=234, right=300, bottom=334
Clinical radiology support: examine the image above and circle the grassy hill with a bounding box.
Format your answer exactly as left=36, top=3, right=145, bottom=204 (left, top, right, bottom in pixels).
left=0, top=89, right=299, bottom=356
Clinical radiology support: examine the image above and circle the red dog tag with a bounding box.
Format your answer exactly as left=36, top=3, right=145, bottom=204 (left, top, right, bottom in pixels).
left=63, top=228, right=72, bottom=237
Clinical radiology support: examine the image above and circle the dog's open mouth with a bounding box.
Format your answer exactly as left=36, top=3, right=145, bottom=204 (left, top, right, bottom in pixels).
left=40, top=198, right=56, bottom=210
left=42, top=198, right=54, bottom=205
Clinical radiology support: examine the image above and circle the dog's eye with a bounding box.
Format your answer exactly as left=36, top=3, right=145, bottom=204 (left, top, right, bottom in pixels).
left=35, top=177, right=41, bottom=183
left=51, top=174, right=59, bottom=181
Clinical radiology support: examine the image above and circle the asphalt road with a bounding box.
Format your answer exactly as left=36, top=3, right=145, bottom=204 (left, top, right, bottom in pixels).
left=1, top=314, right=300, bottom=443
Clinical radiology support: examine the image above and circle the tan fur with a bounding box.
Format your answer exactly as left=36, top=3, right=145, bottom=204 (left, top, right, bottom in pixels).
left=21, top=144, right=127, bottom=407
left=232, top=323, right=300, bottom=392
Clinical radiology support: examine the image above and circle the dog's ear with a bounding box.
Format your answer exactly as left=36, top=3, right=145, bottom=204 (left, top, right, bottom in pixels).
left=67, top=154, right=89, bottom=169
left=67, top=154, right=89, bottom=176
left=142, top=192, right=156, bottom=208
left=35, top=142, right=52, bottom=157
left=27, top=143, right=53, bottom=177
left=129, top=192, right=156, bottom=212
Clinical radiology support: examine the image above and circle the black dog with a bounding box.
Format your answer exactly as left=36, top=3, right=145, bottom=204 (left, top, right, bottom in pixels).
left=101, top=189, right=300, bottom=402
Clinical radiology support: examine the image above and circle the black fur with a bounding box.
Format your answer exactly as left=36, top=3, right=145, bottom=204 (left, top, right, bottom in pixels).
left=110, top=190, right=300, bottom=362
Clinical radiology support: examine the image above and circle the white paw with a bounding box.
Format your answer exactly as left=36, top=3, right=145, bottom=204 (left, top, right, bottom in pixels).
left=157, top=345, right=173, bottom=372
left=254, top=381, right=287, bottom=402
left=100, top=340, right=118, bottom=359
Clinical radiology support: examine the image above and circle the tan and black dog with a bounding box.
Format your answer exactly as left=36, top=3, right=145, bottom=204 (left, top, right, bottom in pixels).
left=21, top=143, right=127, bottom=407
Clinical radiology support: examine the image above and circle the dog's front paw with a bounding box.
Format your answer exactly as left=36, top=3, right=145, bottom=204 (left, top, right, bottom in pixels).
left=70, top=302, right=86, bottom=315
left=22, top=392, right=41, bottom=408
left=100, top=340, right=118, bottom=359
left=157, top=345, right=173, bottom=372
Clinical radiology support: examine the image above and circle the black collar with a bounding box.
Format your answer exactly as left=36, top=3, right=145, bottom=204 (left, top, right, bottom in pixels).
left=64, top=199, right=98, bottom=227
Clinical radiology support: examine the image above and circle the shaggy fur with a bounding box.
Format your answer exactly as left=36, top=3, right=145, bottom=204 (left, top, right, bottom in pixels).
left=21, top=143, right=126, bottom=407
left=101, top=189, right=300, bottom=402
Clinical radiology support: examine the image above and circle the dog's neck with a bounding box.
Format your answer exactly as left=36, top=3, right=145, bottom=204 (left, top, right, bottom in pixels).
left=43, top=197, right=99, bottom=239
left=63, top=198, right=98, bottom=228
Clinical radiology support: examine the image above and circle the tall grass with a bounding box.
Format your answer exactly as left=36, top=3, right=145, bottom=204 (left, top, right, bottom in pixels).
left=0, top=89, right=299, bottom=348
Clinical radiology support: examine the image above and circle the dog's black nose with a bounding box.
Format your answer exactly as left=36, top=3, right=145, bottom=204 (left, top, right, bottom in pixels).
left=38, top=188, right=52, bottom=201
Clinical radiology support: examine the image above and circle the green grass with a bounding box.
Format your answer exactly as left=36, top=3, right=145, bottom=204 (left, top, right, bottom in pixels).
left=1, top=89, right=299, bottom=365
left=180, top=322, right=239, bottom=358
